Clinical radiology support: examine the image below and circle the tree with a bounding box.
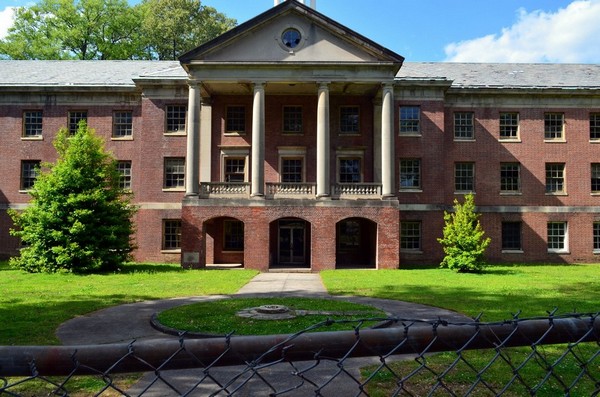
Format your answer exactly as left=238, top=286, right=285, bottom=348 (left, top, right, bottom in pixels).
left=438, top=193, right=491, bottom=273
left=139, top=0, right=236, bottom=60
left=0, top=0, right=147, bottom=60
left=0, top=0, right=236, bottom=60
left=9, top=124, right=137, bottom=273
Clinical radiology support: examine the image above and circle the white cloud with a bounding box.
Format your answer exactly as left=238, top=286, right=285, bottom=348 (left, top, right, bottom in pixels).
left=444, top=0, right=600, bottom=63
left=0, top=6, right=16, bottom=40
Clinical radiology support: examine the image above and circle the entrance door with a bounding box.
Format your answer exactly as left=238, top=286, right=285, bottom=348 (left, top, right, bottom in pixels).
left=278, top=220, right=306, bottom=265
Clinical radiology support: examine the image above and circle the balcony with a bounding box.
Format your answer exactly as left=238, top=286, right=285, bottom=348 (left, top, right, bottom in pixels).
left=266, top=182, right=316, bottom=198
left=332, top=183, right=382, bottom=199
left=200, top=182, right=250, bottom=198
left=198, top=182, right=383, bottom=200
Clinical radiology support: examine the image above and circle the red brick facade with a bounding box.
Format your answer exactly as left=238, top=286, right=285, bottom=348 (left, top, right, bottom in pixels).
left=1, top=2, right=600, bottom=270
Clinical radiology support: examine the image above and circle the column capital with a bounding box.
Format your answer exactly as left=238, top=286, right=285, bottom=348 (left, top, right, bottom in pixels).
left=381, top=81, right=395, bottom=92
left=317, top=81, right=331, bottom=90
left=187, top=79, right=201, bottom=89
left=253, top=81, right=266, bottom=89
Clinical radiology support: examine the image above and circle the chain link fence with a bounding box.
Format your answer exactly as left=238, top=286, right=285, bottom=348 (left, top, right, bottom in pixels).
left=1, top=311, right=599, bottom=396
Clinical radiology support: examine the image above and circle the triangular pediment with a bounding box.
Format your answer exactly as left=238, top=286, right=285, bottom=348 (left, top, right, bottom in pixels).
left=180, top=0, right=403, bottom=67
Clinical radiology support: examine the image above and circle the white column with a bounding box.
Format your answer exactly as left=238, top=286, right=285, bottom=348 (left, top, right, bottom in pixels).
left=381, top=83, right=395, bottom=198
left=251, top=82, right=265, bottom=197
left=199, top=98, right=212, bottom=183
left=185, top=80, right=200, bottom=196
left=316, top=82, right=330, bottom=198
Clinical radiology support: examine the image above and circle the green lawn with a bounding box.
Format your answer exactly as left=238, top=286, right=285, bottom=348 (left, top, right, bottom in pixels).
left=321, top=264, right=600, bottom=321
left=0, top=262, right=258, bottom=345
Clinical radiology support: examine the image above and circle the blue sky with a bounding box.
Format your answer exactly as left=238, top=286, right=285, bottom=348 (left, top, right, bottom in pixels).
left=2, top=0, right=600, bottom=62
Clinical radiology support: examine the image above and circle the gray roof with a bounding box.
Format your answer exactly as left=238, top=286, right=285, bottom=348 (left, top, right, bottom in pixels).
left=1, top=60, right=599, bottom=90
left=0, top=60, right=185, bottom=87
left=398, top=62, right=600, bottom=89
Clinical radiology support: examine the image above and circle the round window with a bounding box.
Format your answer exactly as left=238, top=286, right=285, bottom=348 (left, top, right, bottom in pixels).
left=281, top=28, right=301, bottom=49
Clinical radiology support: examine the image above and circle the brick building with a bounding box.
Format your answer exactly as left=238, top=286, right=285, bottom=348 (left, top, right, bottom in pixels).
left=1, top=0, right=600, bottom=270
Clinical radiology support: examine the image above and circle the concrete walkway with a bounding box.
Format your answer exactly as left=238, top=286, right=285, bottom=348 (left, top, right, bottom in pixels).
left=56, top=272, right=470, bottom=396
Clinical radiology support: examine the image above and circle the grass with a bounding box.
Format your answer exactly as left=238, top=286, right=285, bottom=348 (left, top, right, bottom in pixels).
left=320, top=263, right=600, bottom=321
left=0, top=261, right=258, bottom=345
left=319, top=264, right=600, bottom=396
left=156, top=297, right=386, bottom=335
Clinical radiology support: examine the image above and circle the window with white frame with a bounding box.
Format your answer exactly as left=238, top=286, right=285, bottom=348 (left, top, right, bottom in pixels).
left=113, top=111, right=133, bottom=138
left=454, top=162, right=474, bottom=192
left=545, top=163, right=565, bottom=194
left=226, top=106, right=246, bottom=134
left=20, top=160, right=40, bottom=191
left=23, top=111, right=43, bottom=138
left=499, top=112, right=519, bottom=140
left=544, top=113, right=564, bottom=140
left=547, top=222, right=568, bottom=252
left=401, top=221, right=421, bottom=251
left=500, top=163, right=521, bottom=193
left=282, top=106, right=303, bottom=134
left=223, top=220, right=244, bottom=251
left=594, top=222, right=600, bottom=252
left=224, top=158, right=246, bottom=182
left=116, top=160, right=132, bottom=190
left=592, top=164, right=600, bottom=193
left=165, top=105, right=186, bottom=134
left=338, top=158, right=362, bottom=183
left=68, top=111, right=87, bottom=135
left=399, top=159, right=421, bottom=190
left=339, top=106, right=360, bottom=135
left=162, top=219, right=181, bottom=250
left=502, top=222, right=522, bottom=251
left=163, top=157, right=185, bottom=189
left=590, top=113, right=600, bottom=141
left=399, top=106, right=420, bottom=135
left=454, top=112, right=474, bottom=140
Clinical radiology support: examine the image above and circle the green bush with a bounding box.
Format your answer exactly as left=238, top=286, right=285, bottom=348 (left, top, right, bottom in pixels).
left=9, top=124, right=137, bottom=273
left=438, top=194, right=490, bottom=273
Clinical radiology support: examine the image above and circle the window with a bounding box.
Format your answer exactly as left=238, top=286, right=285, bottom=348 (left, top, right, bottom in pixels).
left=594, top=222, right=600, bottom=252
left=544, top=113, right=564, bottom=140
left=339, top=106, right=359, bottom=134
left=454, top=112, right=474, bottom=140
left=592, top=164, right=600, bottom=193
left=165, top=105, right=186, bottom=133
left=401, top=221, right=421, bottom=251
left=224, top=158, right=246, bottom=182
left=283, top=106, right=302, bottom=134
left=162, top=219, right=181, bottom=250
left=339, top=158, right=361, bottom=183
left=68, top=111, right=87, bottom=134
left=545, top=163, right=565, bottom=194
left=499, top=112, right=519, bottom=140
left=226, top=106, right=246, bottom=133
left=399, top=106, right=420, bottom=135
left=500, top=163, right=521, bottom=193
left=399, top=159, right=421, bottom=190
left=502, top=222, right=522, bottom=251
left=455, top=162, right=474, bottom=192
left=590, top=113, right=600, bottom=141
left=223, top=220, right=244, bottom=251
left=23, top=111, right=43, bottom=138
left=337, top=219, right=360, bottom=251
left=116, top=161, right=132, bottom=190
left=113, top=111, right=133, bottom=138
left=281, top=158, right=303, bottom=183
left=281, top=28, right=301, bottom=49
left=547, top=222, right=567, bottom=252
left=20, top=160, right=40, bottom=190
left=164, top=158, right=185, bottom=189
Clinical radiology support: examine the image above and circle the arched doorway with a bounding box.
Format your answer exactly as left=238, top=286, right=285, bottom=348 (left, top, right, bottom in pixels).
left=270, top=218, right=311, bottom=269
left=204, top=216, right=244, bottom=266
left=335, top=217, right=376, bottom=268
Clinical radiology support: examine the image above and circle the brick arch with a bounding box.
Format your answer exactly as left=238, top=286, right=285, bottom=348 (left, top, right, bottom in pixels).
left=268, top=216, right=312, bottom=269
left=202, top=215, right=245, bottom=267
left=335, top=217, right=377, bottom=269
